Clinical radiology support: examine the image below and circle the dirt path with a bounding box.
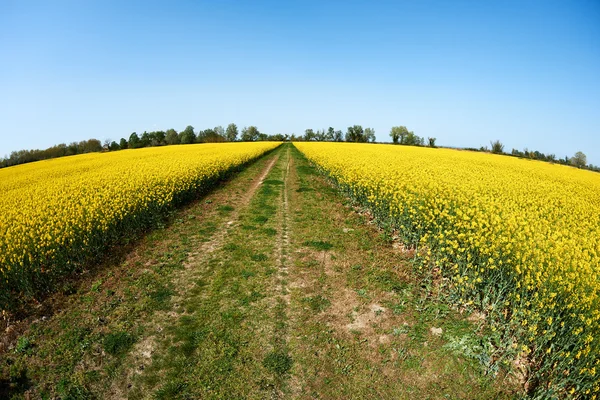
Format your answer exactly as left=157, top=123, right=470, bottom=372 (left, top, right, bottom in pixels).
left=1, top=144, right=517, bottom=399
left=109, top=153, right=281, bottom=397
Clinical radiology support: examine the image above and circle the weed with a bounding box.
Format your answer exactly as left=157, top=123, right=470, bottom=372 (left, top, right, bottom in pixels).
left=250, top=253, right=268, bottom=262
left=90, top=279, right=102, bottom=292
left=15, top=337, right=32, bottom=353
left=223, top=243, right=239, bottom=251
left=262, top=227, right=277, bottom=236
left=263, top=351, right=293, bottom=375
left=302, top=295, right=331, bottom=312
left=253, top=215, right=269, bottom=224
left=241, top=270, right=256, bottom=279
left=154, top=379, right=189, bottom=400
left=103, top=331, right=135, bottom=356
left=303, top=240, right=333, bottom=251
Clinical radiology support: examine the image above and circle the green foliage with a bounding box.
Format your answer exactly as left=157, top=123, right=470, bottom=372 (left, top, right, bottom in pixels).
left=364, top=127, right=376, bottom=142
left=345, top=125, right=367, bottom=142
left=15, top=336, right=32, bottom=353
left=390, top=126, right=424, bottom=145
left=571, top=151, right=587, bottom=168
left=165, top=129, right=179, bottom=145
left=390, top=126, right=408, bottom=144
left=128, top=132, right=141, bottom=148
left=225, top=123, right=239, bottom=141
left=179, top=126, right=196, bottom=144
left=490, top=140, right=504, bottom=154
left=241, top=126, right=260, bottom=141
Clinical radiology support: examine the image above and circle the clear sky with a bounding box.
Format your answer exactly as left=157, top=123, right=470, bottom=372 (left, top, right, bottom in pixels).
left=1, top=0, right=599, bottom=164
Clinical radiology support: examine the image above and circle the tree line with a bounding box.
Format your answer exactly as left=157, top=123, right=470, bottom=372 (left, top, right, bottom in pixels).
left=0, top=124, right=283, bottom=168
left=2, top=124, right=597, bottom=172
left=481, top=140, right=597, bottom=172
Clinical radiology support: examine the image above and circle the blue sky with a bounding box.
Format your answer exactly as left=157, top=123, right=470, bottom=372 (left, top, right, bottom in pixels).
left=1, top=0, right=599, bottom=164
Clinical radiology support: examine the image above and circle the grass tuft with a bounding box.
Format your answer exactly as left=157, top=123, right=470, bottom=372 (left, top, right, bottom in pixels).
left=263, top=351, right=293, bottom=376
left=103, top=331, right=135, bottom=356
left=303, top=240, right=333, bottom=251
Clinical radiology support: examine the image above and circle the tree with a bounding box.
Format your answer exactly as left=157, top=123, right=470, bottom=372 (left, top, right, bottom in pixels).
left=81, top=139, right=103, bottom=153
left=571, top=151, right=587, bottom=168
left=119, top=138, right=128, bottom=149
left=326, top=127, right=335, bottom=141
left=140, top=131, right=151, bottom=147
left=109, top=141, right=120, bottom=151
left=198, top=128, right=226, bottom=143
left=179, top=125, right=196, bottom=144
left=128, top=132, right=141, bottom=148
left=490, top=140, right=504, bottom=154
left=165, top=129, right=179, bottom=145
left=225, top=123, right=238, bottom=142
left=315, top=129, right=326, bottom=141
left=304, top=129, right=316, bottom=141
left=428, top=137, right=437, bottom=147
left=404, top=131, right=424, bottom=146
left=214, top=126, right=225, bottom=138
left=334, top=130, right=343, bottom=142
left=103, top=139, right=111, bottom=150
left=390, top=126, right=409, bottom=144
left=241, top=126, right=260, bottom=141
left=151, top=131, right=166, bottom=145
left=345, top=125, right=365, bottom=142
left=364, top=128, right=376, bottom=143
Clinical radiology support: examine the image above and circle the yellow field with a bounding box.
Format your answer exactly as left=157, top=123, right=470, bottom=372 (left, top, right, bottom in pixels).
left=295, top=142, right=600, bottom=397
left=0, top=142, right=280, bottom=310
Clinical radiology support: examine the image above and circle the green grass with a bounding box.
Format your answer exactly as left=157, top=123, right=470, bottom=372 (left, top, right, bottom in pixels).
left=103, top=331, right=135, bottom=356
left=303, top=240, right=334, bottom=251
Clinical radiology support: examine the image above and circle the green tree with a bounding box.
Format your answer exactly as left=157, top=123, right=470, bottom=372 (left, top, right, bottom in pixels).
left=428, top=137, right=437, bottom=147
left=179, top=126, right=196, bottom=144
left=128, top=132, right=141, bottom=148
left=304, top=129, right=316, bottom=141
left=315, top=129, right=326, bottom=141
left=214, top=125, right=225, bottom=138
left=364, top=127, right=376, bottom=143
left=225, top=123, right=238, bottom=142
left=490, top=140, right=504, bottom=154
left=109, top=141, right=120, bottom=151
left=334, top=130, right=343, bottom=142
left=326, top=127, right=335, bottom=141
left=151, top=131, right=166, bottom=145
left=571, top=151, right=587, bottom=168
left=119, top=138, right=128, bottom=149
left=198, top=128, right=226, bottom=143
left=345, top=125, right=365, bottom=142
left=140, top=131, right=151, bottom=147
left=409, top=132, right=424, bottom=145
left=241, top=126, right=260, bottom=141
left=390, top=126, right=408, bottom=144
left=165, top=129, right=179, bottom=145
